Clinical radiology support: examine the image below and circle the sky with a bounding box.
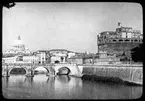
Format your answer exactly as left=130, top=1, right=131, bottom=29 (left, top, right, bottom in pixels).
left=2, top=2, right=143, bottom=53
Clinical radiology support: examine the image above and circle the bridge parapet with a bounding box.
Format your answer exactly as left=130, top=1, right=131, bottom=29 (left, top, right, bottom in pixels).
left=3, top=63, right=33, bottom=66
left=2, top=63, right=53, bottom=67
left=54, top=63, right=77, bottom=66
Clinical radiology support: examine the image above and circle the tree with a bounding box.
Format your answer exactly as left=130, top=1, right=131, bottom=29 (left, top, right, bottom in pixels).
left=131, top=44, right=143, bottom=62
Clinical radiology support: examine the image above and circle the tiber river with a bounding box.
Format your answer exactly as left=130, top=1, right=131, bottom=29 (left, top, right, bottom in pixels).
left=2, top=74, right=142, bottom=99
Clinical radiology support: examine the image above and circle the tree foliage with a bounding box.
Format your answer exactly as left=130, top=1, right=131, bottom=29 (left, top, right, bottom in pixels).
left=131, top=44, right=143, bottom=62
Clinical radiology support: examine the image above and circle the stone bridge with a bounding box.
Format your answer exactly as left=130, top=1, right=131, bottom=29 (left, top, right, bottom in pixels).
left=53, top=63, right=83, bottom=77
left=2, top=63, right=83, bottom=77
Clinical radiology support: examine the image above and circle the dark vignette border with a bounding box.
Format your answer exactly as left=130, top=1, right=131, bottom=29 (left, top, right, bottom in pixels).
left=0, top=0, right=143, bottom=100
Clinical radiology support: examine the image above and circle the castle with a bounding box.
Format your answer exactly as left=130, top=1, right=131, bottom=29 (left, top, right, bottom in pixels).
left=97, top=22, right=143, bottom=61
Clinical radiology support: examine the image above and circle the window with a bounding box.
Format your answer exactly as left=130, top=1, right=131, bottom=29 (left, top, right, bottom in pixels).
left=119, top=39, right=123, bottom=41
left=113, top=40, right=116, bottom=42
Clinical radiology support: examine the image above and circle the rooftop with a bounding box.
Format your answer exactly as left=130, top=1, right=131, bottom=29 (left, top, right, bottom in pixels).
left=49, top=49, right=69, bottom=52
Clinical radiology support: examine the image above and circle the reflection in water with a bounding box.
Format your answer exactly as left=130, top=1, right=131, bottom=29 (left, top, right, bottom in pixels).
left=2, top=75, right=142, bottom=99
left=24, top=77, right=33, bottom=85
left=2, top=77, right=9, bottom=88
left=10, top=68, right=26, bottom=75
left=55, top=75, right=71, bottom=83
left=54, top=75, right=83, bottom=99
left=33, top=74, right=48, bottom=82
left=82, top=80, right=142, bottom=99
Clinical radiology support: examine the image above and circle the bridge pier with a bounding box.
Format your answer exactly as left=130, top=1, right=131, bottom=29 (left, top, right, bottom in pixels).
left=24, top=76, right=33, bottom=84
left=46, top=70, right=56, bottom=76
left=46, top=65, right=56, bottom=76
left=2, top=65, right=10, bottom=77
left=26, top=69, right=34, bottom=77
left=46, top=72, right=55, bottom=76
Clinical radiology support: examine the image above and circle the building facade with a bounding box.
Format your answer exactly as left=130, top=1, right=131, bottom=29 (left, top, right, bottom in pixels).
left=49, top=49, right=69, bottom=63
left=22, top=56, right=39, bottom=63
left=35, top=50, right=49, bottom=64
left=67, top=56, right=83, bottom=64
left=33, top=49, right=76, bottom=64
left=3, top=55, right=39, bottom=64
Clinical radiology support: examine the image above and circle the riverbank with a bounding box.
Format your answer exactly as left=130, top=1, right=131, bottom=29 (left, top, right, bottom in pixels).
left=82, top=74, right=142, bottom=86
left=80, top=64, right=143, bottom=85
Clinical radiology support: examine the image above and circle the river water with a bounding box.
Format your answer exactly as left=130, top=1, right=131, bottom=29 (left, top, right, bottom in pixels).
left=2, top=74, right=142, bottom=99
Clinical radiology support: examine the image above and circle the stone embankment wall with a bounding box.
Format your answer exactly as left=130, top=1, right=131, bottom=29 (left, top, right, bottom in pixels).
left=81, top=64, right=143, bottom=85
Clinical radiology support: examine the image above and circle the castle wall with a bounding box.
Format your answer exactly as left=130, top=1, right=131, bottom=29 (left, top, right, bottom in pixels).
left=98, top=42, right=140, bottom=55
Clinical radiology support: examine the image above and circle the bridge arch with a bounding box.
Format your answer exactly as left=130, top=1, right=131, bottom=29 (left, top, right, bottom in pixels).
left=57, top=66, right=71, bottom=75
left=33, top=66, right=50, bottom=74
left=8, top=66, right=28, bottom=76
left=54, top=64, right=82, bottom=77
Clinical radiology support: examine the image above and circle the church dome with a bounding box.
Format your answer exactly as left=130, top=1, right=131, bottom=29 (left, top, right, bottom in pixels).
left=12, top=35, right=25, bottom=51
left=3, top=35, right=31, bottom=56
